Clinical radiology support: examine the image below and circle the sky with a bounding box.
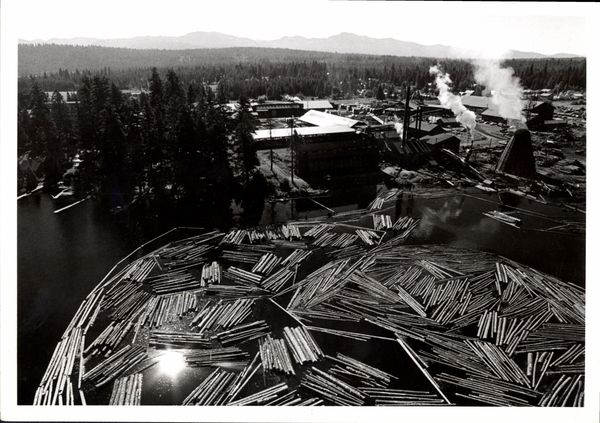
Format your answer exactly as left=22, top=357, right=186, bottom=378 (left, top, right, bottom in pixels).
left=3, top=1, right=595, bottom=56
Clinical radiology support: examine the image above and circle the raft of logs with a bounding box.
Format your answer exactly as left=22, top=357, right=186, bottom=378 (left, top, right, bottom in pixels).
left=34, top=189, right=585, bottom=408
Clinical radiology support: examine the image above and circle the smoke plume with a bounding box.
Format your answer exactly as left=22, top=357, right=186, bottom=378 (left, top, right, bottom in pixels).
left=429, top=65, right=477, bottom=134
left=473, top=59, right=525, bottom=122
left=394, top=121, right=404, bottom=140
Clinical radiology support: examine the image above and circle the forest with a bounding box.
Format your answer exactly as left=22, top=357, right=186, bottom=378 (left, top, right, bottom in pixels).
left=18, top=67, right=269, bottom=226
left=18, top=44, right=586, bottom=98
left=17, top=45, right=586, bottom=223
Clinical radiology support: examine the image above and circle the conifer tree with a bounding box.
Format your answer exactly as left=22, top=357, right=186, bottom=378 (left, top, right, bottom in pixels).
left=231, top=95, right=259, bottom=185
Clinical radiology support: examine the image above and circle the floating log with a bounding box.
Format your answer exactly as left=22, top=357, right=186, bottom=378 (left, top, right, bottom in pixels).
left=259, top=334, right=295, bottom=375
left=190, top=298, right=255, bottom=334
left=53, top=197, right=89, bottom=214
left=261, top=268, right=295, bottom=293
left=216, top=320, right=270, bottom=346
left=251, top=253, right=282, bottom=276
left=109, top=373, right=142, bottom=405
left=221, top=249, right=263, bottom=264
left=149, top=330, right=212, bottom=349
left=326, top=352, right=396, bottom=388
left=220, top=229, right=248, bottom=245
left=201, top=261, right=221, bottom=286
left=283, top=326, right=323, bottom=365
left=227, top=382, right=289, bottom=406
left=183, top=367, right=236, bottom=406
left=83, top=345, right=147, bottom=389
left=185, top=346, right=250, bottom=367
left=301, top=367, right=366, bottom=406
left=356, top=229, right=383, bottom=246
left=145, top=270, right=202, bottom=295
left=303, top=223, right=332, bottom=238
left=281, top=250, right=312, bottom=267
left=225, top=352, right=262, bottom=403
left=397, top=336, right=453, bottom=405
left=306, top=326, right=372, bottom=342
left=224, top=266, right=263, bottom=286
left=360, top=387, right=446, bottom=406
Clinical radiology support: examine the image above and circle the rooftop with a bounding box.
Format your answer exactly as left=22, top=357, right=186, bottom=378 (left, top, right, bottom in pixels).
left=298, top=110, right=361, bottom=128
left=253, top=125, right=356, bottom=141
left=460, top=95, right=493, bottom=109
left=421, top=133, right=460, bottom=145
left=298, top=100, right=333, bottom=110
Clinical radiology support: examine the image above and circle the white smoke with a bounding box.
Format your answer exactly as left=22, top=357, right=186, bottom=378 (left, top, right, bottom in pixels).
left=473, top=59, right=525, bottom=122
left=429, top=65, right=477, bottom=134
left=394, top=121, right=404, bottom=140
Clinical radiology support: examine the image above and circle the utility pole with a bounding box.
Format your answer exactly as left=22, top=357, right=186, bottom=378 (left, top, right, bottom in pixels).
left=402, top=86, right=411, bottom=150
left=268, top=113, right=274, bottom=172
left=289, top=118, right=294, bottom=186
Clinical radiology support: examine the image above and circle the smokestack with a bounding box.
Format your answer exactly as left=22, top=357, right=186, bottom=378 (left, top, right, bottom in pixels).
left=496, top=129, right=536, bottom=178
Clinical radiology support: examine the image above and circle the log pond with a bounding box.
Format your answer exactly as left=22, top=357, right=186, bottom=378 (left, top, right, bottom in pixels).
left=17, top=183, right=585, bottom=406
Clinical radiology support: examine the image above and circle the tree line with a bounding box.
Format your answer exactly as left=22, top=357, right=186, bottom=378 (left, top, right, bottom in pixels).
left=18, top=45, right=586, bottom=101
left=18, top=68, right=266, bottom=223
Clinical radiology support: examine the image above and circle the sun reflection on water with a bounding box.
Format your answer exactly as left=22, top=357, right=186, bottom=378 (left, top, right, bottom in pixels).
left=158, top=351, right=186, bottom=377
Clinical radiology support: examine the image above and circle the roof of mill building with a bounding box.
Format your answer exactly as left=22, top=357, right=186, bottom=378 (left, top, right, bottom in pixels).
left=253, top=125, right=356, bottom=141
left=298, top=110, right=362, bottom=128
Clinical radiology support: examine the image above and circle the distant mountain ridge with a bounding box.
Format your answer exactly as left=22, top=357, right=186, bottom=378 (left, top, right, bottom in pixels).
left=19, top=31, right=582, bottom=59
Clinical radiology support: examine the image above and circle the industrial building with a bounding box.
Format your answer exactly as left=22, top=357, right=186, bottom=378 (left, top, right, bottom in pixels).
left=421, top=134, right=461, bottom=154
left=292, top=126, right=379, bottom=180
left=524, top=100, right=555, bottom=121
left=252, top=101, right=304, bottom=119
left=434, top=117, right=461, bottom=128
left=459, top=95, right=493, bottom=113
left=297, top=100, right=334, bottom=112
left=405, top=121, right=446, bottom=139
left=481, top=108, right=507, bottom=124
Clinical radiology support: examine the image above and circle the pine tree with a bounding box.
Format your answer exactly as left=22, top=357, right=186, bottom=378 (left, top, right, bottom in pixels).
left=50, top=90, right=76, bottom=159
left=376, top=84, right=385, bottom=101
left=27, top=82, right=55, bottom=159
left=231, top=95, right=259, bottom=185
left=216, top=79, right=228, bottom=104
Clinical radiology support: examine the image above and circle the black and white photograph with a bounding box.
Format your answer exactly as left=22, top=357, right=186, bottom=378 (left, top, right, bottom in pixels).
left=1, top=1, right=598, bottom=421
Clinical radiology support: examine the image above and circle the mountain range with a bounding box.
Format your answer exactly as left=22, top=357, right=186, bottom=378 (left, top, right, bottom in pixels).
left=19, top=31, right=581, bottom=59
